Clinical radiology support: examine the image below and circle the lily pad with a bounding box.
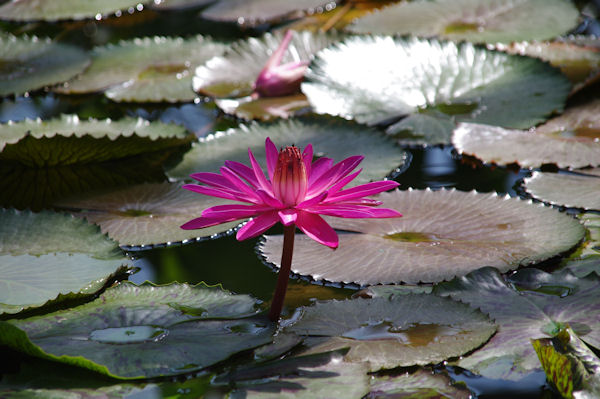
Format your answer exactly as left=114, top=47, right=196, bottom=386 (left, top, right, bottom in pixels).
left=0, top=209, right=130, bottom=315
left=150, top=0, right=213, bottom=10
left=260, top=189, right=584, bottom=285
left=0, top=0, right=152, bottom=21
left=167, top=116, right=410, bottom=185
left=0, top=34, right=90, bottom=97
left=434, top=267, right=600, bottom=380
left=287, top=295, right=496, bottom=371
left=367, top=368, right=471, bottom=399
left=56, top=36, right=227, bottom=103
left=200, top=0, right=337, bottom=25
left=523, top=169, right=600, bottom=211
left=0, top=282, right=270, bottom=379
left=303, top=36, right=570, bottom=145
left=56, top=182, right=241, bottom=248
left=214, top=94, right=310, bottom=121
left=0, top=115, right=192, bottom=165
left=348, top=0, right=579, bottom=44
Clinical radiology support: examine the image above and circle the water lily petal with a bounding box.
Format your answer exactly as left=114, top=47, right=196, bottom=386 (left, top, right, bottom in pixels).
left=325, top=181, right=400, bottom=203
left=296, top=210, right=339, bottom=248
left=180, top=215, right=241, bottom=230
left=236, top=211, right=279, bottom=240
left=247, top=147, right=274, bottom=195
left=326, top=169, right=362, bottom=195
left=307, top=156, right=334, bottom=185
left=220, top=166, right=262, bottom=202
left=202, top=204, right=267, bottom=220
left=308, top=204, right=402, bottom=219
left=223, top=160, right=259, bottom=187
left=190, top=172, right=243, bottom=190
left=278, top=209, right=298, bottom=226
left=308, top=156, right=364, bottom=196
left=182, top=184, right=251, bottom=202
left=255, top=189, right=284, bottom=208
left=298, top=191, right=328, bottom=208
left=302, top=143, right=313, bottom=175
left=265, top=137, right=278, bottom=181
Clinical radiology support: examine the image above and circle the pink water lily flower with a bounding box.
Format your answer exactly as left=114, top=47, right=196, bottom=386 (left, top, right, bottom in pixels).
left=181, top=137, right=402, bottom=249
left=253, top=30, right=309, bottom=98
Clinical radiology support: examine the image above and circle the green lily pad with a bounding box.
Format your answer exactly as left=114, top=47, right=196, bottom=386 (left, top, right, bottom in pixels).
left=434, top=267, right=600, bottom=380
left=348, top=0, right=579, bottom=44
left=302, top=36, right=571, bottom=145
left=286, top=295, right=496, bottom=371
left=533, top=325, right=600, bottom=399
left=367, top=368, right=471, bottom=399
left=0, top=209, right=130, bottom=315
left=0, top=0, right=152, bottom=21
left=260, top=189, right=584, bottom=285
left=214, top=94, right=311, bottom=121
left=200, top=0, right=337, bottom=25
left=0, top=282, right=270, bottom=379
left=454, top=99, right=600, bottom=169
left=0, top=115, right=192, bottom=166
left=523, top=169, right=600, bottom=211
left=167, top=116, right=410, bottom=185
left=0, top=34, right=90, bottom=97
left=56, top=36, right=227, bottom=103
left=56, top=182, right=241, bottom=248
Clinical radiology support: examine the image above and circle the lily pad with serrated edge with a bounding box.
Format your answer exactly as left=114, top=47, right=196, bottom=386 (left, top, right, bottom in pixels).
left=0, top=0, right=152, bottom=21
left=200, top=0, right=337, bottom=26
left=167, top=115, right=410, bottom=185
left=56, top=182, right=241, bottom=249
left=0, top=282, right=270, bottom=379
left=0, top=34, right=90, bottom=97
left=523, top=169, right=600, bottom=211
left=0, top=115, right=192, bottom=166
left=0, top=209, right=130, bottom=315
left=286, top=295, right=496, bottom=371
left=302, top=35, right=571, bottom=145
left=348, top=0, right=579, bottom=44
left=56, top=36, right=227, bottom=103
left=368, top=368, right=471, bottom=399
left=260, top=188, right=584, bottom=285
left=433, top=267, right=600, bottom=381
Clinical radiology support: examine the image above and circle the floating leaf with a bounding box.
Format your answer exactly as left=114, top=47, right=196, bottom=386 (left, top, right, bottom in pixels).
left=214, top=94, right=310, bottom=121
left=0, top=34, right=89, bottom=97
left=523, top=169, right=600, bottom=211
left=261, top=189, right=584, bottom=285
left=56, top=36, right=227, bottom=103
left=434, top=267, right=600, bottom=381
left=303, top=36, right=570, bottom=145
left=0, top=209, right=130, bottom=315
left=367, top=368, right=471, bottom=399
left=533, top=325, right=600, bottom=399
left=167, top=116, right=410, bottom=185
left=0, top=115, right=192, bottom=165
left=0, top=0, right=152, bottom=21
left=200, top=0, right=337, bottom=26
left=0, top=282, right=269, bottom=379
left=287, top=295, right=495, bottom=371
left=56, top=182, right=241, bottom=248
left=349, top=0, right=579, bottom=44
left=150, top=0, right=213, bottom=10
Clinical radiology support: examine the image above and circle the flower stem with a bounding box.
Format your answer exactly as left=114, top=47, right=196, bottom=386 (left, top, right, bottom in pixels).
left=268, top=224, right=295, bottom=322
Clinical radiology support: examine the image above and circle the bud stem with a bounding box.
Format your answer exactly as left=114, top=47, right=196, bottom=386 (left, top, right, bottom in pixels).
left=268, top=223, right=295, bottom=321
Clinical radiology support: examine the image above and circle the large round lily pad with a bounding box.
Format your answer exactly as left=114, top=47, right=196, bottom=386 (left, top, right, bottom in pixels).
left=57, top=36, right=227, bottom=103
left=0, top=34, right=89, bottom=97
left=434, top=267, right=600, bottom=381
left=523, top=169, right=600, bottom=211
left=0, top=0, right=152, bottom=21
left=287, top=295, right=496, bottom=371
left=348, top=0, right=579, bottom=44
left=260, top=189, right=585, bottom=285
left=0, top=282, right=270, bottom=379
left=167, top=115, right=410, bottom=184
left=302, top=36, right=571, bottom=145
left=0, top=209, right=130, bottom=315
left=56, top=182, right=241, bottom=248
left=200, top=0, right=337, bottom=25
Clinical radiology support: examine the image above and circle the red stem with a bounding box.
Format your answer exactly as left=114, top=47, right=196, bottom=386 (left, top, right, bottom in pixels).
left=268, top=224, right=295, bottom=322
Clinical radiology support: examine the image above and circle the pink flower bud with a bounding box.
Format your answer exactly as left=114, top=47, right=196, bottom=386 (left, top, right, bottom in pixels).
left=272, top=146, right=308, bottom=206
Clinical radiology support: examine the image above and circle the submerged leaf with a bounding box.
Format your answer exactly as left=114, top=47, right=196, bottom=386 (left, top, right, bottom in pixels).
left=303, top=36, right=570, bottom=145
left=56, top=182, right=241, bottom=248
left=167, top=116, right=410, bottom=185
left=261, top=189, right=584, bottom=285
left=0, top=282, right=269, bottom=379
left=0, top=34, right=89, bottom=97
left=523, top=169, right=600, bottom=211
left=434, top=267, right=600, bottom=381
left=0, top=0, right=152, bottom=21
left=287, top=295, right=495, bottom=371
left=57, top=36, right=227, bottom=102
left=349, top=0, right=579, bottom=44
